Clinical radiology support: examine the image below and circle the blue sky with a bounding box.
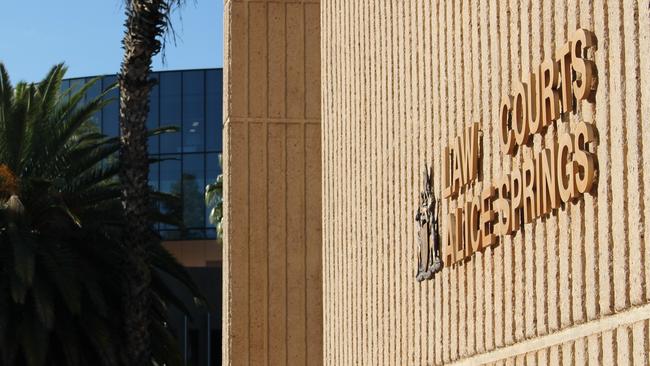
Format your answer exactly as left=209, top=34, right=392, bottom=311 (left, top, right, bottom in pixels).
left=0, top=0, right=223, bottom=82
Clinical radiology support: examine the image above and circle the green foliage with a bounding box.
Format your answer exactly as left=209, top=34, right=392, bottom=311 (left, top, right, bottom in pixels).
left=205, top=154, right=223, bottom=239
left=0, top=63, right=202, bottom=366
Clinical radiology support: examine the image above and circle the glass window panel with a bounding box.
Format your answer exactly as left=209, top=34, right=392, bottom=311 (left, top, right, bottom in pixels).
left=60, top=80, right=70, bottom=100
left=69, top=78, right=84, bottom=99
left=182, top=154, right=205, bottom=237
left=205, top=152, right=220, bottom=229
left=160, top=72, right=182, bottom=153
left=85, top=77, right=102, bottom=132
left=84, top=77, right=101, bottom=100
left=102, top=75, right=119, bottom=137
left=160, top=155, right=181, bottom=230
left=69, top=78, right=85, bottom=113
left=205, top=70, right=222, bottom=152
left=148, top=160, right=160, bottom=191
left=160, top=155, right=181, bottom=193
left=148, top=161, right=160, bottom=232
left=183, top=70, right=205, bottom=153
left=148, top=74, right=160, bottom=154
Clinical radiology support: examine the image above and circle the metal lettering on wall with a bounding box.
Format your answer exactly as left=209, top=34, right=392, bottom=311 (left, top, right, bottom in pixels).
left=417, top=28, right=599, bottom=280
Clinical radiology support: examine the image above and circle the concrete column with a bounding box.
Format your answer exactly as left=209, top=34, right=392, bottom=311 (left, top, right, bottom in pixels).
left=222, top=0, right=322, bottom=365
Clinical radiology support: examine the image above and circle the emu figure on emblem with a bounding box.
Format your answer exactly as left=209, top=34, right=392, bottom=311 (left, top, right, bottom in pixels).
left=415, top=166, right=442, bottom=282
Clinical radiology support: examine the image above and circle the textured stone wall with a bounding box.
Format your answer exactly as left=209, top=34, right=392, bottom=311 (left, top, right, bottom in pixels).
left=321, top=0, right=650, bottom=364
left=223, top=0, right=322, bottom=365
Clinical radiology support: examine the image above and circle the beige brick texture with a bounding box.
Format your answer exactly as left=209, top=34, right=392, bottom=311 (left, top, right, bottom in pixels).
left=322, top=0, right=650, bottom=364
left=223, top=0, right=322, bottom=365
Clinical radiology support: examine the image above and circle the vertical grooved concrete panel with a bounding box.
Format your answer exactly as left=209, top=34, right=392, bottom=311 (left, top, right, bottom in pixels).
left=322, top=0, right=650, bottom=364
left=223, top=0, right=321, bottom=365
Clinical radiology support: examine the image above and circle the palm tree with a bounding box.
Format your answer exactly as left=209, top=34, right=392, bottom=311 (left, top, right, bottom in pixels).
left=118, top=1, right=187, bottom=364
left=0, top=63, right=201, bottom=366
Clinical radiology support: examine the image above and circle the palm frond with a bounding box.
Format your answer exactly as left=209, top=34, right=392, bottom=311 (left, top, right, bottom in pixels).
left=0, top=62, right=201, bottom=364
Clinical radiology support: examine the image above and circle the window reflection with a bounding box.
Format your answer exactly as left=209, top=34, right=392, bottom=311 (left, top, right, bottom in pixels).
left=183, top=70, right=205, bottom=153
left=160, top=155, right=181, bottom=237
left=149, top=161, right=160, bottom=191
left=102, top=75, right=119, bottom=137
left=149, top=162, right=161, bottom=232
left=69, top=78, right=84, bottom=101
left=205, top=70, right=222, bottom=152
left=60, top=80, right=70, bottom=100
left=205, top=152, right=220, bottom=231
left=182, top=154, right=205, bottom=239
left=148, top=74, right=160, bottom=154
left=84, top=77, right=102, bottom=131
left=160, top=72, right=182, bottom=153
left=64, top=69, right=223, bottom=241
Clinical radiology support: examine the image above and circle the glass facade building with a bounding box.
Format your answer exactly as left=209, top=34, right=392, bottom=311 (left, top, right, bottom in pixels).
left=65, top=69, right=224, bottom=365
left=63, top=69, right=223, bottom=241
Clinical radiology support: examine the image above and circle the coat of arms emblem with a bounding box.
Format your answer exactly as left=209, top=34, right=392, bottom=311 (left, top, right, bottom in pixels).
left=415, top=166, right=442, bottom=281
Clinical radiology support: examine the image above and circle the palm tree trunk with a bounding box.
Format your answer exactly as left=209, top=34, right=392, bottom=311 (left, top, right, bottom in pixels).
left=119, top=1, right=166, bottom=364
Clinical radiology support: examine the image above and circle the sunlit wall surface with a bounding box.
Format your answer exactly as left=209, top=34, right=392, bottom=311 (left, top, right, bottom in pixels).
left=63, top=69, right=223, bottom=241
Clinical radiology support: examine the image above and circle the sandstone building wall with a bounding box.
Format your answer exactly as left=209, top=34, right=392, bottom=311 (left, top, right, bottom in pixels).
left=223, top=0, right=322, bottom=365
left=321, top=0, right=650, bottom=364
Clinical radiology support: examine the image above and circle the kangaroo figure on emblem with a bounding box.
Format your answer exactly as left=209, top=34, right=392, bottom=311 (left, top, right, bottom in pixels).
left=415, top=165, right=443, bottom=282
